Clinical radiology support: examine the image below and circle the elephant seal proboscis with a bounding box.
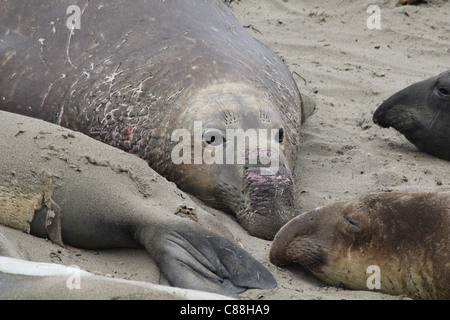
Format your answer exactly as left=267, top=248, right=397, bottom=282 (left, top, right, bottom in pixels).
left=0, top=110, right=276, bottom=297
left=269, top=192, right=449, bottom=300
left=373, top=70, right=450, bottom=161
left=0, top=0, right=304, bottom=240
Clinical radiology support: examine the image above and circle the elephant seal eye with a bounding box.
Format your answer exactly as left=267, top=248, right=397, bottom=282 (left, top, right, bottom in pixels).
left=344, top=216, right=359, bottom=228
left=276, top=128, right=284, bottom=143
left=438, top=87, right=449, bottom=96
left=203, top=129, right=224, bottom=146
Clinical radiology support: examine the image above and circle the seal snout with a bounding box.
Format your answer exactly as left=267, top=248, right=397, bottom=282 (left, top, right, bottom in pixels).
left=240, top=167, right=294, bottom=240
left=269, top=212, right=325, bottom=268
left=372, top=102, right=389, bottom=127
left=372, top=90, right=405, bottom=129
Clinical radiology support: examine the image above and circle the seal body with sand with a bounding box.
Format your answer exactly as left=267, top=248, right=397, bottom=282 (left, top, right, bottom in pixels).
left=269, top=193, right=450, bottom=300
left=373, top=70, right=450, bottom=161
left=0, top=0, right=303, bottom=240
left=0, top=110, right=276, bottom=297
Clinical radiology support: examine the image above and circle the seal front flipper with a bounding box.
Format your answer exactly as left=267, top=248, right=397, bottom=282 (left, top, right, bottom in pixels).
left=135, top=220, right=276, bottom=298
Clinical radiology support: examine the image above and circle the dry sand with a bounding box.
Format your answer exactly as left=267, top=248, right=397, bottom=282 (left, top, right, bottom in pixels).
left=229, top=0, right=450, bottom=299
left=1, top=0, right=449, bottom=300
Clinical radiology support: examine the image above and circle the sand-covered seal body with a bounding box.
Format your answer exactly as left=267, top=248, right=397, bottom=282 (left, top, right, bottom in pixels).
left=0, top=0, right=303, bottom=240
left=269, top=193, right=449, bottom=300
left=373, top=70, right=450, bottom=161
left=0, top=110, right=276, bottom=297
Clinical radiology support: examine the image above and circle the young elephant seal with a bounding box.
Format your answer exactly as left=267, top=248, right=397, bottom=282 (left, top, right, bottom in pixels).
left=373, top=70, right=450, bottom=161
left=269, top=192, right=449, bottom=300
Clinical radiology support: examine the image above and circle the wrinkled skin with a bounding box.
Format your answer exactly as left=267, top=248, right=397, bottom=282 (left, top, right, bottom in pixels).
left=373, top=70, right=450, bottom=161
left=0, top=0, right=302, bottom=240
left=269, top=193, right=450, bottom=300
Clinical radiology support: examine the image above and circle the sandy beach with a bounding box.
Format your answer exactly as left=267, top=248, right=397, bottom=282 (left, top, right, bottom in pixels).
left=1, top=0, right=449, bottom=300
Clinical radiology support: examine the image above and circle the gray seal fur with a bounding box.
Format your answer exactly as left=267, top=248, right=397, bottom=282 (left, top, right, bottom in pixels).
left=0, top=0, right=304, bottom=240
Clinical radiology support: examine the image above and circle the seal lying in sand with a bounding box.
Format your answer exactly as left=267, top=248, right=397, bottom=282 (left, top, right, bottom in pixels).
left=373, top=70, right=450, bottom=161
left=269, top=192, right=449, bottom=300
left=0, top=0, right=303, bottom=240
left=0, top=110, right=276, bottom=297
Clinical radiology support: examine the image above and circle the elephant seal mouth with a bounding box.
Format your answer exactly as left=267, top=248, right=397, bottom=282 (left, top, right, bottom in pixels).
left=269, top=210, right=328, bottom=268
left=236, top=167, right=294, bottom=240
left=271, top=236, right=327, bottom=269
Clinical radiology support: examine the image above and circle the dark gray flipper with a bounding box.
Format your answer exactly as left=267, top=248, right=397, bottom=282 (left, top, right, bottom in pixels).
left=137, top=221, right=276, bottom=297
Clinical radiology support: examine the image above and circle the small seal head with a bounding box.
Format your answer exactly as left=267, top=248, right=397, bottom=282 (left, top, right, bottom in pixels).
left=373, top=70, right=450, bottom=160
left=269, top=192, right=450, bottom=299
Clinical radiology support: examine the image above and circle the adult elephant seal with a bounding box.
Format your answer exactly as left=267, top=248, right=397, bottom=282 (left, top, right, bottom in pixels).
left=373, top=70, right=450, bottom=161
left=0, top=110, right=276, bottom=297
left=269, top=192, right=450, bottom=300
left=0, top=0, right=303, bottom=240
